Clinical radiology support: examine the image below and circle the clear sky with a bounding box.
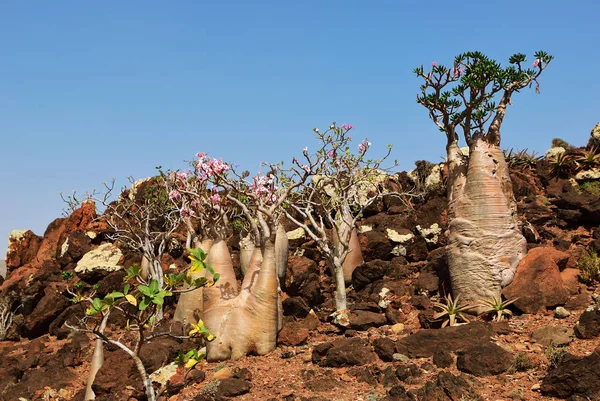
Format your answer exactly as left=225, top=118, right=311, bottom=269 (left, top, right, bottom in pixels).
left=1, top=1, right=599, bottom=250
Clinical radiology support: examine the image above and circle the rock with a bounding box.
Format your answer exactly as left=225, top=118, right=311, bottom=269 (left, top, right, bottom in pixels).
left=502, top=247, right=571, bottom=313
left=575, top=168, right=600, bottom=181
left=359, top=230, right=394, bottom=261
left=396, top=322, right=495, bottom=358
left=149, top=362, right=178, bottom=387
left=391, top=323, right=405, bottom=334
left=433, top=350, right=454, bottom=368
left=75, top=243, right=123, bottom=279
left=531, top=326, right=574, bottom=347
left=380, top=365, right=401, bottom=388
left=213, top=367, right=233, bottom=380
left=541, top=346, right=600, bottom=399
left=312, top=337, right=376, bottom=367
left=392, top=353, right=409, bottom=363
left=5, top=229, right=42, bottom=270
left=589, top=122, right=600, bottom=148
left=565, top=293, right=593, bottom=310
left=284, top=256, right=323, bottom=306
left=555, top=306, right=571, bottom=319
left=575, top=307, right=600, bottom=339
left=385, top=385, right=412, bottom=401
left=217, top=378, right=251, bottom=397
left=414, top=371, right=482, bottom=401
left=57, top=230, right=93, bottom=266
left=373, top=337, right=396, bottom=362
left=456, top=343, right=512, bottom=376
left=347, top=310, right=387, bottom=330
left=278, top=320, right=310, bottom=346
left=25, top=283, right=70, bottom=338
left=352, top=259, right=391, bottom=291
left=282, top=297, right=311, bottom=318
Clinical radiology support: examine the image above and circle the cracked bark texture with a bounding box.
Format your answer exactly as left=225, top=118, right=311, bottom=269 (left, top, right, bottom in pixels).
left=446, top=138, right=526, bottom=312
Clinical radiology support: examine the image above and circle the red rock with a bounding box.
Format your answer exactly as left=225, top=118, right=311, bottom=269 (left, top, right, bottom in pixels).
left=5, top=230, right=42, bottom=270
left=278, top=320, right=309, bottom=346
left=560, top=268, right=581, bottom=295
left=502, top=247, right=571, bottom=314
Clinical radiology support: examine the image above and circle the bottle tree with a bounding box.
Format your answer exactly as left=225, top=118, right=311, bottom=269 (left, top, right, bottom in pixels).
left=414, top=51, right=552, bottom=310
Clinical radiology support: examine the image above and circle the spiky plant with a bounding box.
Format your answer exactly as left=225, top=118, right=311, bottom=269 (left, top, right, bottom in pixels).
left=575, top=147, right=600, bottom=169
left=479, top=295, right=519, bottom=321
left=432, top=294, right=477, bottom=328
left=548, top=152, right=575, bottom=177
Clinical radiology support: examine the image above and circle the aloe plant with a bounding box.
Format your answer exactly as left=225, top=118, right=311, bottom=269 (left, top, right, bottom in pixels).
left=432, top=294, right=477, bottom=327
left=479, top=295, right=518, bottom=321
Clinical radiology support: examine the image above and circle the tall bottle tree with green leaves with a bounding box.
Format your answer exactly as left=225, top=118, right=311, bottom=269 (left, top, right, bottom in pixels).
left=414, top=51, right=552, bottom=310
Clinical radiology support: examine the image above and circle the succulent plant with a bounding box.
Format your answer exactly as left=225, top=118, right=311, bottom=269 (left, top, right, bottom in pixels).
left=432, top=294, right=477, bottom=328
left=479, top=295, right=518, bottom=321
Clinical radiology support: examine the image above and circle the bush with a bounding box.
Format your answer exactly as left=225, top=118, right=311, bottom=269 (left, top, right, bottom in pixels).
left=551, top=138, right=572, bottom=149
left=578, top=249, right=600, bottom=284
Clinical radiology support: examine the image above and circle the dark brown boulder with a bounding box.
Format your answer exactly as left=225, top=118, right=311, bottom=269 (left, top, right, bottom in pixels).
left=575, top=307, right=600, bottom=339
left=456, top=343, right=512, bottom=376
left=413, top=371, right=482, bottom=401
left=359, top=230, right=394, bottom=261
left=5, top=230, right=42, bottom=270
left=284, top=256, right=323, bottom=306
left=541, top=346, right=600, bottom=399
left=396, top=322, right=495, bottom=358
left=278, top=320, right=310, bottom=346
left=312, top=337, right=376, bottom=367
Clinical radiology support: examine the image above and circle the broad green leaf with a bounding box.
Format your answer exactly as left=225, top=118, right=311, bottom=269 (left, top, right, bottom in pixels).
left=139, top=297, right=151, bottom=311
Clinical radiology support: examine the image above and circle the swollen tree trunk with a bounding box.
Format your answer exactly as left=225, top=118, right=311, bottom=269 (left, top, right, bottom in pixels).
left=204, top=240, right=279, bottom=361
left=84, top=313, right=109, bottom=400
left=274, top=224, right=288, bottom=280
left=239, top=234, right=255, bottom=275
left=445, top=138, right=527, bottom=311
left=172, top=239, right=213, bottom=328
left=342, top=228, right=363, bottom=283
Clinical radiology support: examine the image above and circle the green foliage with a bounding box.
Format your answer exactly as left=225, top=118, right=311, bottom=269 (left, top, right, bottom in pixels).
left=61, top=271, right=74, bottom=280
left=578, top=249, right=600, bottom=284
left=545, top=344, right=567, bottom=368
left=479, top=295, right=518, bottom=321
left=175, top=349, right=206, bottom=369
left=432, top=294, right=477, bottom=328
left=124, top=264, right=142, bottom=281
left=415, top=51, right=552, bottom=144
left=579, top=181, right=600, bottom=196
left=73, top=281, right=85, bottom=290
left=511, top=352, right=533, bottom=372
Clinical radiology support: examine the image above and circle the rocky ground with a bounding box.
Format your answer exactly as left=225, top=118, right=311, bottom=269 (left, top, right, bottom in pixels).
left=2, top=136, right=600, bottom=401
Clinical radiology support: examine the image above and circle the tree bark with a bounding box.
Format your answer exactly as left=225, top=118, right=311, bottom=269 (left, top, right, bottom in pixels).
left=445, top=138, right=526, bottom=312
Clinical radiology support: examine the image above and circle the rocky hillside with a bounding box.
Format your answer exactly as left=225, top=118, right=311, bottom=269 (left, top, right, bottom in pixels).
left=1, top=128, right=600, bottom=401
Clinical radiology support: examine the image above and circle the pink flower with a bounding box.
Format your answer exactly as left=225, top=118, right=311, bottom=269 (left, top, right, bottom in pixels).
left=168, top=190, right=181, bottom=199
left=196, top=152, right=206, bottom=159
left=303, top=147, right=308, bottom=153
left=358, top=138, right=371, bottom=153
left=210, top=193, right=221, bottom=203
left=341, top=123, right=354, bottom=131
left=302, top=164, right=310, bottom=173
left=180, top=208, right=195, bottom=217
left=432, top=61, right=437, bottom=67
left=533, top=59, right=540, bottom=68
left=327, top=149, right=335, bottom=158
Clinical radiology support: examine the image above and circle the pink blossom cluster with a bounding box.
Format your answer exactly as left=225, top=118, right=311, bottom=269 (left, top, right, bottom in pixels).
left=180, top=208, right=196, bottom=217
left=358, top=138, right=371, bottom=153
left=453, top=67, right=465, bottom=78
left=195, top=153, right=230, bottom=179
left=210, top=187, right=221, bottom=204
left=252, top=174, right=279, bottom=204
left=340, top=124, right=354, bottom=131
left=168, top=189, right=181, bottom=200
left=533, top=59, right=540, bottom=68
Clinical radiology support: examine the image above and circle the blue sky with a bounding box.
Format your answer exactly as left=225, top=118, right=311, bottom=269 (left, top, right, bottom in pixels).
left=1, top=1, right=599, bottom=249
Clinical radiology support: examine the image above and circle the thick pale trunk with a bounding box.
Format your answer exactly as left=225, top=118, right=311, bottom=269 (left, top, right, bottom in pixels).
left=205, top=241, right=279, bottom=361
left=343, top=228, right=364, bottom=283
left=84, top=313, right=109, bottom=400
left=274, top=224, right=289, bottom=280
left=334, top=263, right=348, bottom=311
left=446, top=138, right=526, bottom=312
left=239, top=234, right=255, bottom=275
left=172, top=239, right=213, bottom=328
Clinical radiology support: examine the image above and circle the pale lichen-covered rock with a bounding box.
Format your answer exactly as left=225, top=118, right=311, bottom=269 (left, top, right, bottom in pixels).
left=386, top=228, right=414, bottom=243
left=149, top=362, right=179, bottom=386
left=589, top=122, right=600, bottom=148
left=575, top=168, right=600, bottom=181
left=75, top=243, right=123, bottom=278
left=407, top=164, right=442, bottom=189
left=358, top=225, right=372, bottom=234
left=545, top=146, right=566, bottom=159
left=312, top=170, right=389, bottom=208
left=416, top=223, right=442, bottom=244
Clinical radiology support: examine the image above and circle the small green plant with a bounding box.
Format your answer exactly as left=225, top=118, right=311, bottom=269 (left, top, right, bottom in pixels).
left=504, top=148, right=541, bottom=170
left=578, top=249, right=600, bottom=284
left=432, top=294, right=477, bottom=328
left=61, top=271, right=74, bottom=280
left=511, top=352, right=533, bottom=372
left=68, top=248, right=218, bottom=401
left=479, top=295, right=518, bottom=321
left=545, top=344, right=567, bottom=368
left=73, top=281, right=85, bottom=290
left=579, top=181, right=600, bottom=196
